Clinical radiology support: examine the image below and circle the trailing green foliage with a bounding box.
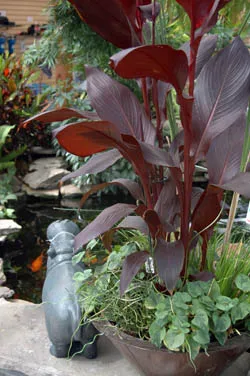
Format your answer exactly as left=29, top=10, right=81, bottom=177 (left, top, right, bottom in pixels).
left=75, top=234, right=250, bottom=360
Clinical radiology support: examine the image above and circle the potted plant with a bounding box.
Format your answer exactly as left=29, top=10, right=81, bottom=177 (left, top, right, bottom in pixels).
left=27, top=0, right=250, bottom=375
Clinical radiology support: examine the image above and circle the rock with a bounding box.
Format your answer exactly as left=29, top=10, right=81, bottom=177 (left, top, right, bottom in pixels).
left=0, top=220, right=22, bottom=236
left=22, top=184, right=83, bottom=199
left=0, top=286, right=15, bottom=299
left=0, top=236, right=7, bottom=242
left=0, top=258, right=6, bottom=285
left=0, top=370, right=28, bottom=376
left=0, top=299, right=139, bottom=376
left=30, top=146, right=56, bottom=157
left=23, top=158, right=70, bottom=190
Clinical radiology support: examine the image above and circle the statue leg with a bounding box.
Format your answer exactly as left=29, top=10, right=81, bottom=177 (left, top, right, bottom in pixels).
left=50, top=343, right=70, bottom=358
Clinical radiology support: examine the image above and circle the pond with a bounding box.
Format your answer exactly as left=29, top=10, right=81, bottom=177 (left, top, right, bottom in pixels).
left=0, top=192, right=132, bottom=303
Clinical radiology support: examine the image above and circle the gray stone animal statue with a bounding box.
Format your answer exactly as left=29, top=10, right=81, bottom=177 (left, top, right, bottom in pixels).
left=42, top=219, right=98, bottom=359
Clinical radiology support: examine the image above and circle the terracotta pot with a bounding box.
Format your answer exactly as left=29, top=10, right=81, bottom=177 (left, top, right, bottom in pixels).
left=94, top=321, right=250, bottom=376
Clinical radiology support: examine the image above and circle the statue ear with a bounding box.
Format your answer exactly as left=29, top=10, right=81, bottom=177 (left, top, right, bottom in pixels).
left=47, top=244, right=56, bottom=258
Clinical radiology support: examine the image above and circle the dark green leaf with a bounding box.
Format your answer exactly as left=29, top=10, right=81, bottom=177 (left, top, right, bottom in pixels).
left=212, top=312, right=231, bottom=332
left=149, top=321, right=166, bottom=348
left=231, top=302, right=250, bottom=324
left=164, top=328, right=185, bottom=349
left=235, top=274, right=250, bottom=292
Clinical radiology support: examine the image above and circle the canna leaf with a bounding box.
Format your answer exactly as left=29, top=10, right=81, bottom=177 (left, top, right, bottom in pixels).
left=214, top=172, right=250, bottom=199
left=60, top=149, right=122, bottom=183
left=180, top=34, right=218, bottom=77
left=79, top=178, right=145, bottom=207
left=118, top=216, right=150, bottom=235
left=110, top=45, right=189, bottom=94
left=138, top=141, right=176, bottom=167
left=120, top=250, right=150, bottom=295
left=192, top=37, right=250, bottom=161
left=176, top=0, right=231, bottom=36
left=23, top=107, right=99, bottom=125
left=154, top=239, right=184, bottom=292
left=74, top=203, right=136, bottom=251
left=85, top=66, right=156, bottom=144
left=54, top=120, right=122, bottom=157
left=68, top=0, right=140, bottom=48
left=206, top=115, right=246, bottom=185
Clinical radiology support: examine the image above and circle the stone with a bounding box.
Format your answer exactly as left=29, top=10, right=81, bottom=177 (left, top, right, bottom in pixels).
left=23, top=158, right=70, bottom=190
left=0, top=258, right=6, bottom=285
left=0, top=220, right=22, bottom=236
left=22, top=183, right=83, bottom=199
left=0, top=370, right=28, bottom=376
left=0, top=287, right=14, bottom=299
left=0, top=298, right=139, bottom=376
left=30, top=147, right=56, bottom=157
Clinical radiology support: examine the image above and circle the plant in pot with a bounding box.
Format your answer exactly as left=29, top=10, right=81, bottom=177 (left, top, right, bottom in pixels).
left=26, top=0, right=250, bottom=375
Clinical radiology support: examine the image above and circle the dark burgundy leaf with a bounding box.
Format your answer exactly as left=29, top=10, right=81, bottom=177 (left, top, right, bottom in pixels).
left=24, top=107, right=99, bottom=125
left=139, top=141, right=176, bottom=167
left=176, top=0, right=231, bottom=36
left=169, top=130, right=184, bottom=164
left=192, top=37, right=250, bottom=161
left=154, top=179, right=180, bottom=229
left=79, top=179, right=145, bottom=208
left=55, top=120, right=122, bottom=157
left=120, top=251, right=150, bottom=295
left=68, top=0, right=139, bottom=48
left=191, top=186, right=223, bottom=234
left=180, top=34, right=218, bottom=77
left=118, top=216, right=149, bottom=235
left=190, top=271, right=214, bottom=281
left=60, top=149, right=122, bottom=183
left=206, top=115, right=246, bottom=185
left=216, top=172, right=250, bottom=199
left=85, top=66, right=156, bottom=144
left=74, top=203, right=136, bottom=251
left=191, top=187, right=204, bottom=212
left=154, top=239, right=184, bottom=292
left=110, top=45, right=189, bottom=94
left=143, top=209, right=163, bottom=238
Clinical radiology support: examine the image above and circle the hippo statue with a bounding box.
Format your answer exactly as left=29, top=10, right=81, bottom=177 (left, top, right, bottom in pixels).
left=42, top=219, right=98, bottom=359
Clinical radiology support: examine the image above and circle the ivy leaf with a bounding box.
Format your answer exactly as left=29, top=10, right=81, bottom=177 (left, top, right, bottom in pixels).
left=215, top=296, right=238, bottom=312
left=164, top=328, right=185, bottom=350
left=191, top=309, right=209, bottom=328
left=212, top=312, right=231, bottom=332
left=72, top=250, right=85, bottom=265
left=200, top=296, right=216, bottom=311
left=231, top=302, right=250, bottom=324
left=149, top=321, right=166, bottom=348
left=193, top=328, right=210, bottom=345
left=214, top=331, right=228, bottom=346
left=187, top=281, right=210, bottom=298
left=235, top=274, right=250, bottom=292
left=186, top=335, right=201, bottom=360
left=172, top=292, right=192, bottom=310
left=73, top=269, right=92, bottom=282
left=144, top=290, right=165, bottom=310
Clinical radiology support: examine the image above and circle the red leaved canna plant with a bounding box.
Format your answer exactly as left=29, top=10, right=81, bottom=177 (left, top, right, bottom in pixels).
left=28, top=0, right=250, bottom=295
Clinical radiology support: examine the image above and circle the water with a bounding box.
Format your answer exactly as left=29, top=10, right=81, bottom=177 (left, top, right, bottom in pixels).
left=1, top=193, right=133, bottom=303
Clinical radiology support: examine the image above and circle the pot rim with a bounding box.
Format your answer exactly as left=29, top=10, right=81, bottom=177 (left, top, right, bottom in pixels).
left=94, top=320, right=250, bottom=354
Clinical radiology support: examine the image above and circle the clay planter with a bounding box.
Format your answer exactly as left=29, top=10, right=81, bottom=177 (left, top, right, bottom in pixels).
left=94, top=321, right=250, bottom=376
